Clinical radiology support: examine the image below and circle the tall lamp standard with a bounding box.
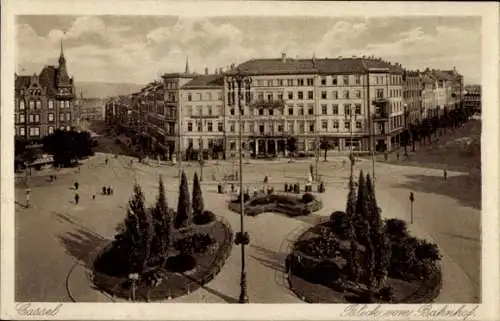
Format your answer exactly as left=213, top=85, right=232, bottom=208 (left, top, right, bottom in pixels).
left=345, top=105, right=357, bottom=179
left=403, top=104, right=408, bottom=157
left=227, top=69, right=252, bottom=303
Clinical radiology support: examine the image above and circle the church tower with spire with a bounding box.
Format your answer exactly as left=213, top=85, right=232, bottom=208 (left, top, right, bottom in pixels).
left=185, top=56, right=190, bottom=74
left=56, top=38, right=71, bottom=87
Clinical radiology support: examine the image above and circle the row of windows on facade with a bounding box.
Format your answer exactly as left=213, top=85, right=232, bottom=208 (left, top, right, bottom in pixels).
left=185, top=119, right=366, bottom=134
left=251, top=75, right=402, bottom=87
left=186, top=92, right=223, bottom=102
left=16, top=125, right=72, bottom=137
left=15, top=112, right=71, bottom=124
left=16, top=100, right=72, bottom=110
left=180, top=100, right=407, bottom=118
left=227, top=88, right=400, bottom=105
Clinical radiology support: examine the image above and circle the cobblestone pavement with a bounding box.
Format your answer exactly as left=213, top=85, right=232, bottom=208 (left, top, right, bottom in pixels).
left=15, top=147, right=480, bottom=303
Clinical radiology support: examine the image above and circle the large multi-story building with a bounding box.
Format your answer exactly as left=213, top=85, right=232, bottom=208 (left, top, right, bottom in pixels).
left=225, top=55, right=405, bottom=154
left=464, top=85, right=481, bottom=113
left=403, top=70, right=422, bottom=125
left=14, top=42, right=76, bottom=141
left=106, top=54, right=465, bottom=159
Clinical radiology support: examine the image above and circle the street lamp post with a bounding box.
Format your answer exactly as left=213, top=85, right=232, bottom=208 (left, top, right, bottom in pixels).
left=346, top=106, right=357, bottom=179
left=403, top=104, right=408, bottom=157
left=228, top=69, right=252, bottom=304
left=409, top=192, right=415, bottom=224
left=128, top=273, right=139, bottom=301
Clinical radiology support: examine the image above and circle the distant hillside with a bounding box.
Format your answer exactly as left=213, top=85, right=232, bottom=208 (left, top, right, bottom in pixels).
left=75, top=81, right=144, bottom=99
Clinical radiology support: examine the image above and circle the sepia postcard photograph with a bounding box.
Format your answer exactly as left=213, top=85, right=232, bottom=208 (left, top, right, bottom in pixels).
left=1, top=1, right=499, bottom=320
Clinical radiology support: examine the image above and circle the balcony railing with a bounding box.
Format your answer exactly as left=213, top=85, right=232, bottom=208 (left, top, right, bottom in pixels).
left=249, top=99, right=285, bottom=109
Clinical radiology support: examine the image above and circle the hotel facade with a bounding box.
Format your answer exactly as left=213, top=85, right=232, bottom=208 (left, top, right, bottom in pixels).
left=105, top=54, right=464, bottom=160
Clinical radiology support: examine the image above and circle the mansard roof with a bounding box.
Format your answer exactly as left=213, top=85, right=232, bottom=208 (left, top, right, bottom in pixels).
left=231, top=56, right=404, bottom=76
left=182, top=74, right=224, bottom=89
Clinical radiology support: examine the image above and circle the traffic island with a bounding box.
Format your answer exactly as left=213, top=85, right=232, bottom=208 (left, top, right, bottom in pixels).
left=228, top=192, right=322, bottom=217
left=91, top=216, right=233, bottom=302
left=287, top=170, right=443, bottom=303
left=91, top=171, right=234, bottom=302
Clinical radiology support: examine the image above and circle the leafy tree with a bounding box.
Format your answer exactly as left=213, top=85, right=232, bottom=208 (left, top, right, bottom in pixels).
left=151, top=175, right=173, bottom=266
left=42, top=129, right=94, bottom=167
left=175, top=171, right=192, bottom=229
left=192, top=172, right=204, bottom=217
left=286, top=136, right=297, bottom=157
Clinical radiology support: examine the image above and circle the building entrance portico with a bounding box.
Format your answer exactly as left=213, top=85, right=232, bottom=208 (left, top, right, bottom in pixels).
left=250, top=136, right=286, bottom=158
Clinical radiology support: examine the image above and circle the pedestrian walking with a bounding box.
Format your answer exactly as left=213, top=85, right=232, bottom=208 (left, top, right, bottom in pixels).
left=443, top=169, right=447, bottom=181
left=25, top=188, right=31, bottom=208
left=92, top=193, right=96, bottom=200
left=106, top=187, right=111, bottom=195
left=74, top=193, right=80, bottom=205
left=102, top=186, right=107, bottom=195
left=110, top=186, right=114, bottom=195
left=74, top=182, right=79, bottom=190
left=396, top=152, right=400, bottom=161
left=105, top=158, right=109, bottom=165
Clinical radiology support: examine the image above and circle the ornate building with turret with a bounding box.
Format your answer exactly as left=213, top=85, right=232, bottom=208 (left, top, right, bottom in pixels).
left=15, top=40, right=76, bottom=141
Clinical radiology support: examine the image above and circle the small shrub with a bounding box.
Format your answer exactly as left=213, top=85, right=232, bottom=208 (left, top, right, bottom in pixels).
left=329, top=211, right=350, bottom=239
left=384, top=218, right=409, bottom=240
left=377, top=286, right=396, bottom=302
left=193, top=210, right=216, bottom=225
left=165, top=254, right=196, bottom=273
left=415, top=239, right=442, bottom=261
left=295, top=235, right=341, bottom=260
left=302, top=192, right=315, bottom=203
left=174, top=233, right=217, bottom=255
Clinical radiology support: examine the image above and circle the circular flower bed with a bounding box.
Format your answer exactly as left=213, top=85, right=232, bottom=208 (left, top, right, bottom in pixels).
left=287, top=217, right=443, bottom=303
left=91, top=217, right=233, bottom=301
left=228, top=192, right=322, bottom=217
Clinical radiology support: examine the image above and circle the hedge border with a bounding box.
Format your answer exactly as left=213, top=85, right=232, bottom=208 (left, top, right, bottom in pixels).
left=286, top=225, right=443, bottom=304
left=90, top=215, right=234, bottom=302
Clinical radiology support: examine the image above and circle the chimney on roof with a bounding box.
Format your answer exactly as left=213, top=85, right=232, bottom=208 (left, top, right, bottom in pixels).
left=204, top=67, right=208, bottom=75
left=281, top=52, right=286, bottom=63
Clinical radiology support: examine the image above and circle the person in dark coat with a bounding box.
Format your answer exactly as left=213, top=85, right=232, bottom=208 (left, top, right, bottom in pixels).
left=74, top=182, right=79, bottom=190
left=102, top=186, right=107, bottom=195
left=75, top=193, right=80, bottom=205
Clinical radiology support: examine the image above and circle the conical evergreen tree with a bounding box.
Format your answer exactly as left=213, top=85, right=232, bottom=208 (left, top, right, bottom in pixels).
left=366, top=173, right=390, bottom=290
left=365, top=174, right=382, bottom=230
left=124, top=183, right=153, bottom=272
left=175, top=171, right=192, bottom=229
left=151, top=175, right=173, bottom=266
left=355, top=171, right=368, bottom=244
left=192, top=172, right=204, bottom=217
left=345, top=177, right=360, bottom=282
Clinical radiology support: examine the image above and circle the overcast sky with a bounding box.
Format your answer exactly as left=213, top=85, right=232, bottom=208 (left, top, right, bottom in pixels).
left=16, top=15, right=481, bottom=85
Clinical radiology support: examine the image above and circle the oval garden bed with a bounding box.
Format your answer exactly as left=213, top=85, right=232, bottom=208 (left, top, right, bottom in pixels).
left=287, top=216, right=442, bottom=303
left=228, top=192, right=322, bottom=217
left=287, top=171, right=443, bottom=303
left=91, top=215, right=233, bottom=301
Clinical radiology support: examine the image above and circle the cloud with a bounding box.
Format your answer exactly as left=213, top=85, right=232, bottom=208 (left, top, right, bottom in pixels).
left=16, top=16, right=481, bottom=84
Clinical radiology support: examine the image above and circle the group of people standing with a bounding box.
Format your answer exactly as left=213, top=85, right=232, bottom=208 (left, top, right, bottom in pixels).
left=72, top=180, right=114, bottom=205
